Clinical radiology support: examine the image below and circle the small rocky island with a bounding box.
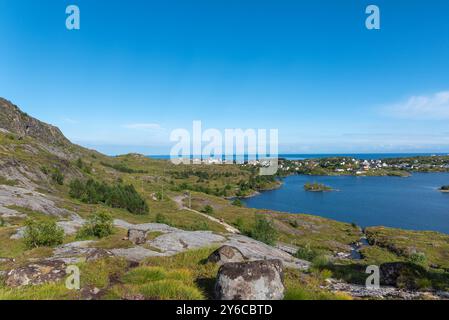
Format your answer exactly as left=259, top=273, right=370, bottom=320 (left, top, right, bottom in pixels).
left=304, top=182, right=333, bottom=192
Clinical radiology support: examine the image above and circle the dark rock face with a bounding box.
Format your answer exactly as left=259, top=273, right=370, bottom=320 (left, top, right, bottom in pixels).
left=207, top=245, right=245, bottom=265
left=380, top=262, right=427, bottom=289
left=128, top=229, right=147, bottom=245
left=0, top=98, right=71, bottom=147
left=215, top=259, right=285, bottom=300
left=5, top=260, right=67, bottom=287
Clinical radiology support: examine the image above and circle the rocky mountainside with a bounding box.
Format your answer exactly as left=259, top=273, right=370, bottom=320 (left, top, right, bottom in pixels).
left=0, top=98, right=71, bottom=147
left=0, top=98, right=105, bottom=190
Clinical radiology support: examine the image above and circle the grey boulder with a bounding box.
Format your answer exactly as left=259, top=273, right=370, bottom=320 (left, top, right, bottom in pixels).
left=128, top=229, right=147, bottom=245
left=207, top=245, right=245, bottom=265
left=215, top=259, right=285, bottom=300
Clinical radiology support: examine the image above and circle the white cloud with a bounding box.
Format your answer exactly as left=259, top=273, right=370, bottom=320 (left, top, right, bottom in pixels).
left=61, top=117, right=79, bottom=124
left=122, top=123, right=162, bottom=130
left=385, top=91, right=449, bottom=119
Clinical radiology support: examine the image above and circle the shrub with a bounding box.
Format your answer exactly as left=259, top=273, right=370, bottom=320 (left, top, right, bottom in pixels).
left=249, top=215, right=278, bottom=246
left=51, top=168, right=64, bottom=185
left=155, top=191, right=163, bottom=201
left=40, top=166, right=49, bottom=175
left=76, top=212, right=113, bottom=239
left=311, top=255, right=331, bottom=269
left=201, top=205, right=214, bottom=215
left=23, top=219, right=64, bottom=248
left=295, top=244, right=320, bottom=261
left=408, top=252, right=427, bottom=266
left=76, top=158, right=92, bottom=174
left=0, top=217, right=5, bottom=227
left=231, top=199, right=244, bottom=207
left=155, top=213, right=170, bottom=225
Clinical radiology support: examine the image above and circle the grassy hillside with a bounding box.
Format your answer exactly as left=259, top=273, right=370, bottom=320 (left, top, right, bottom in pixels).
left=1, top=100, right=449, bottom=299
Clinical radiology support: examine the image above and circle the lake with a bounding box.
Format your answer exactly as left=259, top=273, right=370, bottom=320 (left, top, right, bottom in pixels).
left=242, top=173, right=449, bottom=234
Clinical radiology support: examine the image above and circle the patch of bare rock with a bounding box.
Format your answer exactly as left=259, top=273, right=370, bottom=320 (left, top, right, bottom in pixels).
left=111, top=219, right=310, bottom=270
left=324, top=279, right=449, bottom=300
left=0, top=184, right=75, bottom=218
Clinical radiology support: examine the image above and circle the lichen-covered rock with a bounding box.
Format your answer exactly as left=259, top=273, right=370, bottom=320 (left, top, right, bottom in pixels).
left=215, top=259, right=285, bottom=300
left=128, top=229, right=147, bottom=245
left=5, top=260, right=67, bottom=287
left=207, top=245, right=245, bottom=265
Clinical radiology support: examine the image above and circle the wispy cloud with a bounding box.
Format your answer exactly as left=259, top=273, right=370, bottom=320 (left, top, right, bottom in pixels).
left=384, top=91, right=449, bottom=119
left=61, top=117, right=79, bottom=124
left=122, top=123, right=162, bottom=130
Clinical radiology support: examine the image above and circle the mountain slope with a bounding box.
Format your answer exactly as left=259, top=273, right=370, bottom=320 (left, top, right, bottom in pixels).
left=0, top=98, right=70, bottom=147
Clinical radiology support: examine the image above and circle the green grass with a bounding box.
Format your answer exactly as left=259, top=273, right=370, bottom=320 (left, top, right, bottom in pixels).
left=88, top=228, right=133, bottom=249
left=0, top=282, right=79, bottom=300
left=106, top=265, right=205, bottom=300
left=0, top=176, right=19, bottom=186
left=78, top=257, right=129, bottom=289
left=122, top=266, right=193, bottom=285
left=366, top=226, right=449, bottom=269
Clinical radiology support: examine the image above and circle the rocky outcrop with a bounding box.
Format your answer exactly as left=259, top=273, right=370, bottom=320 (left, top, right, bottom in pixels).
left=127, top=229, right=147, bottom=245
left=112, top=220, right=310, bottom=270
left=325, top=279, right=449, bottom=300
left=223, top=234, right=309, bottom=270
left=215, top=259, right=285, bottom=300
left=0, top=98, right=71, bottom=147
left=207, top=246, right=245, bottom=265
left=50, top=241, right=113, bottom=264
left=5, top=260, right=68, bottom=287
left=0, top=185, right=76, bottom=219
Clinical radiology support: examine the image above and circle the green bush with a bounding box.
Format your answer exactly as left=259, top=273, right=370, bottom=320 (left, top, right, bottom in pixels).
left=76, top=158, right=92, bottom=174
left=408, top=252, right=427, bottom=266
left=51, top=168, right=64, bottom=185
left=311, top=255, right=331, bottom=269
left=69, top=179, right=149, bottom=215
left=40, top=166, right=49, bottom=175
left=23, top=219, right=64, bottom=248
left=76, top=212, right=113, bottom=239
left=201, top=205, right=214, bottom=215
left=295, top=244, right=320, bottom=261
left=155, top=213, right=170, bottom=225
left=249, top=215, right=278, bottom=246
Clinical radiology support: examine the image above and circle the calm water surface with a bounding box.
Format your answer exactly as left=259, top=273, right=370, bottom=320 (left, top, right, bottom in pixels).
left=243, top=173, right=449, bottom=234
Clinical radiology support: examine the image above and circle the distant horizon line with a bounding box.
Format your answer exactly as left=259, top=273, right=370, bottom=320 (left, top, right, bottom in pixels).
left=144, top=152, right=449, bottom=156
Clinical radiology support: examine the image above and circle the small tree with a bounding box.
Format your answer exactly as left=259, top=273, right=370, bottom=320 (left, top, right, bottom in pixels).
left=250, top=215, right=278, bottom=246
left=23, top=219, right=64, bottom=248
left=201, top=205, right=214, bottom=215
left=76, top=212, right=113, bottom=239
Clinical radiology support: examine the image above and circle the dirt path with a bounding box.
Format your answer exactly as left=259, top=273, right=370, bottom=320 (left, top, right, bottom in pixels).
left=172, top=195, right=240, bottom=234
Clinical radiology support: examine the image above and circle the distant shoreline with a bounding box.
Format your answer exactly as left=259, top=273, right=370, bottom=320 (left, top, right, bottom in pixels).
left=146, top=153, right=449, bottom=161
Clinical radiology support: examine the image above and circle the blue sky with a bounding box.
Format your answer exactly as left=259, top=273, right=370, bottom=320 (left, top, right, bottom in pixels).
left=1, top=0, right=449, bottom=155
